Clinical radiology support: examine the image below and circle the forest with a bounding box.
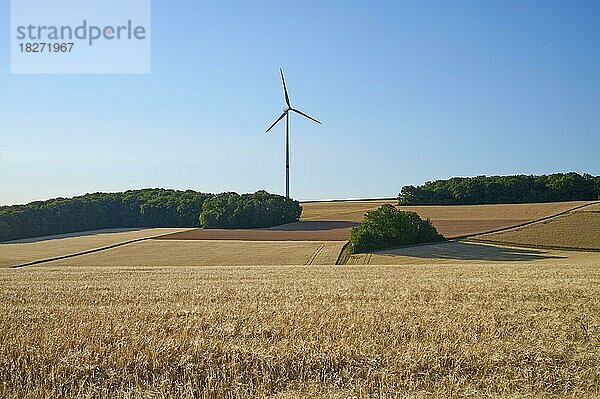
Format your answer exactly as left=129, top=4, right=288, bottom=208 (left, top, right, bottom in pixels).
left=399, top=173, right=600, bottom=205
left=0, top=189, right=301, bottom=242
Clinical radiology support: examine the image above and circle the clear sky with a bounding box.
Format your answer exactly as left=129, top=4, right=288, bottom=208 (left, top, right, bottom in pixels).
left=1, top=1, right=599, bottom=205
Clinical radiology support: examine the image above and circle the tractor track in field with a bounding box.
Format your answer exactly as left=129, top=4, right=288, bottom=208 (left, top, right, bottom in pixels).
left=10, top=237, right=154, bottom=269
left=306, top=244, right=325, bottom=265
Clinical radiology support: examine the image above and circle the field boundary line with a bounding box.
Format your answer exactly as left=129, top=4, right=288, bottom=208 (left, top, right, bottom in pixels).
left=451, top=201, right=600, bottom=240
left=301, top=197, right=397, bottom=204
left=9, top=229, right=195, bottom=269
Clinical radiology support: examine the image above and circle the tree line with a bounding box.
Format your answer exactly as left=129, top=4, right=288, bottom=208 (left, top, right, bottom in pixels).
left=399, top=173, right=600, bottom=205
left=0, top=189, right=301, bottom=242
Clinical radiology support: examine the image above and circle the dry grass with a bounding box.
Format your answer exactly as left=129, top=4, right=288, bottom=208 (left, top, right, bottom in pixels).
left=45, top=240, right=347, bottom=267
left=301, top=200, right=592, bottom=238
left=474, top=203, right=600, bottom=251
left=1, top=256, right=600, bottom=398
left=0, top=228, right=191, bottom=268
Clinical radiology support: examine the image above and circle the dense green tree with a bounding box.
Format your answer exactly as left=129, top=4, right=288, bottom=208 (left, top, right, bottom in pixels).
left=350, top=204, right=444, bottom=253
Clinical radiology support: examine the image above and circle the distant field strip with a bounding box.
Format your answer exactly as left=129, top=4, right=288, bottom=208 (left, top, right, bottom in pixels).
left=0, top=228, right=191, bottom=268
left=302, top=200, right=593, bottom=238
left=348, top=240, right=599, bottom=265
left=472, top=202, right=600, bottom=251
left=41, top=240, right=347, bottom=267
left=155, top=222, right=356, bottom=241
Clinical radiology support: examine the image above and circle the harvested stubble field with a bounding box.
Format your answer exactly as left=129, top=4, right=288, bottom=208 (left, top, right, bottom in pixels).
left=301, top=200, right=592, bottom=238
left=473, top=202, right=600, bottom=251
left=0, top=228, right=190, bottom=268
left=1, top=254, right=600, bottom=398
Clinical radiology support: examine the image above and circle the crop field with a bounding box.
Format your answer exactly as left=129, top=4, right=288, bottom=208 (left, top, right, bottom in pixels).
left=1, top=200, right=599, bottom=397
left=1, top=253, right=600, bottom=398
left=347, top=240, right=599, bottom=265
left=156, top=221, right=358, bottom=241
left=43, top=240, right=347, bottom=267
left=472, top=202, right=600, bottom=251
left=0, top=228, right=190, bottom=268
left=155, top=200, right=593, bottom=244
left=302, top=200, right=592, bottom=238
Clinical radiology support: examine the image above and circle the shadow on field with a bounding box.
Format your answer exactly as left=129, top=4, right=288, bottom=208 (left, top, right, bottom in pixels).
left=377, top=241, right=566, bottom=261
left=268, top=221, right=360, bottom=231
left=0, top=228, right=145, bottom=244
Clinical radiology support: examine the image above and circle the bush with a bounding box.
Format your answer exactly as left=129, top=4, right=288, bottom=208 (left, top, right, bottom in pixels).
left=350, top=204, right=444, bottom=253
left=199, top=190, right=302, bottom=229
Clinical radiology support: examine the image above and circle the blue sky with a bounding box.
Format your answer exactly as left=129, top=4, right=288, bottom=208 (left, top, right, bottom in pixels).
left=1, top=1, right=599, bottom=205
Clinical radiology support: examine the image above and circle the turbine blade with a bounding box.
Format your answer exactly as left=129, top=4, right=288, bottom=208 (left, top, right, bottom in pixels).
left=280, top=69, right=291, bottom=107
left=265, top=112, right=287, bottom=133
left=291, top=108, right=321, bottom=125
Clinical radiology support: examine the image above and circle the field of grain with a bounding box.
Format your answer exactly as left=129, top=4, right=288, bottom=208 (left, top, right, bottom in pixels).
left=0, top=228, right=190, bottom=268
left=156, top=221, right=358, bottom=241
left=1, top=254, right=599, bottom=398
left=473, top=203, right=600, bottom=251
left=1, top=200, right=598, bottom=397
left=44, top=240, right=347, bottom=267
left=302, top=200, right=592, bottom=238
left=348, top=240, right=598, bottom=265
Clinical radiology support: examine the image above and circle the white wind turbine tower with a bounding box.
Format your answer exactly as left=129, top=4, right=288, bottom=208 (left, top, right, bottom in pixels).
left=266, top=69, right=321, bottom=198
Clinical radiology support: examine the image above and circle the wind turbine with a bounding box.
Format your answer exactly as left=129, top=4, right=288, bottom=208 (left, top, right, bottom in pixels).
left=266, top=69, right=321, bottom=198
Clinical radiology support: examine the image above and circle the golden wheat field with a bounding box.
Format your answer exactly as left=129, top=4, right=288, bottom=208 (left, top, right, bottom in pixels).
left=0, top=228, right=190, bottom=268
left=301, top=200, right=593, bottom=238
left=474, top=203, right=600, bottom=251
left=1, top=200, right=599, bottom=398
left=1, top=254, right=600, bottom=398
left=46, top=240, right=347, bottom=267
